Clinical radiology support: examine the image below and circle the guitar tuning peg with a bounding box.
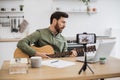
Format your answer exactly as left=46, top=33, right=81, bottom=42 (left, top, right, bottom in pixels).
left=88, top=46, right=91, bottom=52
left=87, top=46, right=90, bottom=52
left=93, top=45, right=96, bottom=51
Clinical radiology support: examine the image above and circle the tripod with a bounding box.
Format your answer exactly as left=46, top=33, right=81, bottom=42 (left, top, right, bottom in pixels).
left=78, top=44, right=94, bottom=74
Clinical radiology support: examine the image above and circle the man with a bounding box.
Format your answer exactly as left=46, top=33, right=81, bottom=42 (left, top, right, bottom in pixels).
left=17, top=11, right=77, bottom=58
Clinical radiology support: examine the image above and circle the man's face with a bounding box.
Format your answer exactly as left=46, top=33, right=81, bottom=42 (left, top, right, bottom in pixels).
left=54, top=17, right=67, bottom=33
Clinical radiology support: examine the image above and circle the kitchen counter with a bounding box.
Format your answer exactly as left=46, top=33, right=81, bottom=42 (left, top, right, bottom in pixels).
left=0, top=38, right=21, bottom=42
left=96, top=36, right=116, bottom=40
left=0, top=36, right=116, bottom=42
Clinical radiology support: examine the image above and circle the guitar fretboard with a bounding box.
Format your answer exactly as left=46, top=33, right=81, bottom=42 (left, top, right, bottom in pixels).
left=47, top=52, right=72, bottom=58
left=47, top=45, right=96, bottom=58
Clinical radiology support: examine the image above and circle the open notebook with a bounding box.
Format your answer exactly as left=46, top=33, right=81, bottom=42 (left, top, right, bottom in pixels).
left=76, top=41, right=116, bottom=63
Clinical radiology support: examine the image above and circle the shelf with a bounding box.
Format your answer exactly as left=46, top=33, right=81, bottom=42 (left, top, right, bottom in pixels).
left=52, top=0, right=98, bottom=14
left=0, top=0, right=24, bottom=1
left=0, top=0, right=24, bottom=15
left=56, top=10, right=97, bottom=14
left=0, top=11, right=24, bottom=13
left=54, top=7, right=97, bottom=14
left=53, top=0, right=97, bottom=1
left=0, top=0, right=24, bottom=12
left=96, top=36, right=116, bottom=40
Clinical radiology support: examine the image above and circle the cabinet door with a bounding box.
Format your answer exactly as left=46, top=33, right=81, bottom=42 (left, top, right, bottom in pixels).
left=0, top=42, right=17, bottom=68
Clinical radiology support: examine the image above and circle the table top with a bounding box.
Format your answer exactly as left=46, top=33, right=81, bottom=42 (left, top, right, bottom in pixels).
left=0, top=57, right=120, bottom=80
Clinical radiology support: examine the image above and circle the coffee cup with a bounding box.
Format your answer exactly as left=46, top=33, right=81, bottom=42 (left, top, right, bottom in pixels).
left=31, top=56, right=42, bottom=68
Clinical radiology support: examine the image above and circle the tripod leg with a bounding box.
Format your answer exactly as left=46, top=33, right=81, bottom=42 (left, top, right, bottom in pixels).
left=87, top=64, right=94, bottom=74
left=78, top=62, right=87, bottom=74
left=83, top=62, right=87, bottom=71
left=78, top=44, right=94, bottom=75
left=78, top=66, right=83, bottom=74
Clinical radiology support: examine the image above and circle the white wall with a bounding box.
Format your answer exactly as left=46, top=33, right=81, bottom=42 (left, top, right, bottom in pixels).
left=24, top=0, right=53, bottom=33
left=23, top=0, right=120, bottom=37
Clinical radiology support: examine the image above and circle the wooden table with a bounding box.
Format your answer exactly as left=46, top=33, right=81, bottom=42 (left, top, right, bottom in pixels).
left=0, top=57, right=120, bottom=80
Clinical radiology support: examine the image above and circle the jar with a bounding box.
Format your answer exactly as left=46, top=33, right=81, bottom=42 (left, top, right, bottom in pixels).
left=99, top=57, right=106, bottom=64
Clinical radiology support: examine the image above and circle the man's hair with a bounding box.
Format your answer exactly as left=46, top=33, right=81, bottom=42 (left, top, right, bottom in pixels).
left=50, top=11, right=69, bottom=24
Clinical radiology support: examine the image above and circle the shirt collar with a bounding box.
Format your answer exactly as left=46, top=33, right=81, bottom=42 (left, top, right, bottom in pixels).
left=48, top=28, right=61, bottom=38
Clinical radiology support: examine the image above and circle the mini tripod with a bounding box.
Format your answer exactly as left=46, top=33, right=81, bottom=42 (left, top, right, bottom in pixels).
left=78, top=44, right=94, bottom=74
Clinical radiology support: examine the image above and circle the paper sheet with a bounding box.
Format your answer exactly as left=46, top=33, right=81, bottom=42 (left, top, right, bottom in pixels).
left=42, top=59, right=76, bottom=68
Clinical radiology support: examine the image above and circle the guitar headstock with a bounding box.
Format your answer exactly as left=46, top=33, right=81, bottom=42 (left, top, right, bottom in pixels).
left=86, top=45, right=96, bottom=52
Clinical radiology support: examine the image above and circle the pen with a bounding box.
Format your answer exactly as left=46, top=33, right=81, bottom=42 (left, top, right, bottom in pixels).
left=51, top=60, right=59, bottom=63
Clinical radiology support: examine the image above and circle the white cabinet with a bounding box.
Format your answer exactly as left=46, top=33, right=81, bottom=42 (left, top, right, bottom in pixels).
left=52, top=0, right=97, bottom=14
left=0, top=42, right=17, bottom=69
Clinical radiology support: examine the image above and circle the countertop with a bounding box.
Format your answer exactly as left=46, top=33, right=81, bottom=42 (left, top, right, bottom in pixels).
left=0, top=38, right=21, bottom=42
left=0, top=36, right=116, bottom=42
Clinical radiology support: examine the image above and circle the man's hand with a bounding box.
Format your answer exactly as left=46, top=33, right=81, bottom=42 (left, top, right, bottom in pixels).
left=35, top=51, right=50, bottom=58
left=70, top=48, right=77, bottom=57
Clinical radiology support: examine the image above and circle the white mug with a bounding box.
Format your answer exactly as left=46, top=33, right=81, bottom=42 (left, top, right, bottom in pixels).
left=31, top=56, right=42, bottom=68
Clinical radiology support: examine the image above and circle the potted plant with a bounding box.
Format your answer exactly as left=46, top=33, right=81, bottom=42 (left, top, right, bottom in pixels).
left=82, top=0, right=90, bottom=5
left=81, top=0, right=90, bottom=14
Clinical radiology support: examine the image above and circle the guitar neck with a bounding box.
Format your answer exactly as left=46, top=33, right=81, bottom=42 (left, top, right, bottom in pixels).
left=47, top=52, right=72, bottom=58
left=47, top=45, right=96, bottom=58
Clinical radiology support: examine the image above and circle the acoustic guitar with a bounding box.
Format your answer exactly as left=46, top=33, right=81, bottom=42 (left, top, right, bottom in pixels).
left=14, top=45, right=96, bottom=58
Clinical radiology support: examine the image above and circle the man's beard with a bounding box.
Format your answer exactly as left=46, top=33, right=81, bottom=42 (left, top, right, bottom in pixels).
left=55, top=23, right=63, bottom=33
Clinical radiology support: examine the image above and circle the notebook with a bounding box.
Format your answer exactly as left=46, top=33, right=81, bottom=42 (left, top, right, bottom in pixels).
left=76, top=41, right=116, bottom=63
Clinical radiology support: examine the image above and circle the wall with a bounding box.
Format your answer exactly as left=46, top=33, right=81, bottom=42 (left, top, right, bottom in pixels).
left=24, top=0, right=53, bottom=33
left=24, top=0, right=120, bottom=37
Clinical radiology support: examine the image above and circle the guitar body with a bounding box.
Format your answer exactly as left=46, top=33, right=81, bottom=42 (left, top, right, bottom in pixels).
left=14, top=45, right=54, bottom=58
